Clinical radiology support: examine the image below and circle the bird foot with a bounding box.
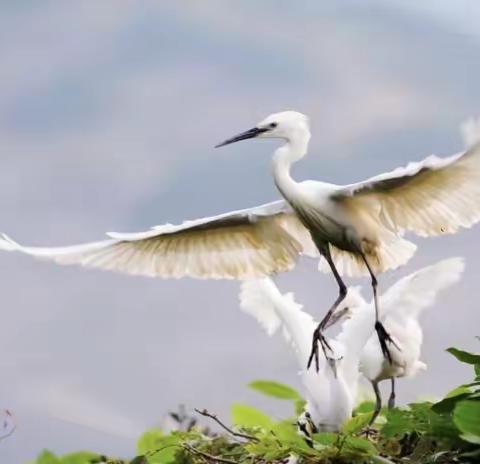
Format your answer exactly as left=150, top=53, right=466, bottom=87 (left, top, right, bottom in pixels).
left=307, top=327, right=333, bottom=372
left=375, top=321, right=400, bottom=365
left=360, top=425, right=378, bottom=440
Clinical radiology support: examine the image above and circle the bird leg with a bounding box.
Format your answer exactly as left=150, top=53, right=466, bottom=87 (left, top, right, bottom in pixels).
left=388, top=378, right=396, bottom=409
left=323, top=307, right=349, bottom=331
left=307, top=248, right=347, bottom=372
left=360, top=253, right=400, bottom=364
left=369, top=381, right=382, bottom=426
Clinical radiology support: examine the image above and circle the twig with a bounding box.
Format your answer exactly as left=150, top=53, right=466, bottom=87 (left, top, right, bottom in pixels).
left=194, top=408, right=258, bottom=442
left=0, top=410, right=16, bottom=442
left=183, top=443, right=237, bottom=464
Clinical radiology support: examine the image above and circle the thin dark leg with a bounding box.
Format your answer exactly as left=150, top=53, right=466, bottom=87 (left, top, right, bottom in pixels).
left=359, top=253, right=399, bottom=364
left=388, top=378, right=396, bottom=409
left=307, top=247, right=348, bottom=372
left=323, top=307, right=349, bottom=331
left=369, top=381, right=382, bottom=426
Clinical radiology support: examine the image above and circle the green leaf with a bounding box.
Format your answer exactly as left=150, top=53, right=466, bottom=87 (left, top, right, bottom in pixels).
left=146, top=435, right=181, bottom=464
left=453, top=400, right=480, bottom=444
left=136, top=428, right=182, bottom=463
left=231, top=403, right=273, bottom=429
left=355, top=400, right=375, bottom=414
left=459, top=433, right=480, bottom=445
left=432, top=386, right=472, bottom=414
left=130, top=457, right=148, bottom=464
left=342, top=436, right=377, bottom=457
left=447, top=347, right=480, bottom=365
left=381, top=408, right=412, bottom=438
left=446, top=385, right=473, bottom=399
left=137, top=428, right=164, bottom=454
left=312, top=432, right=338, bottom=446
left=342, top=413, right=372, bottom=435
left=249, top=380, right=301, bottom=400
left=34, top=451, right=60, bottom=464
left=475, top=364, right=480, bottom=377
left=60, top=452, right=100, bottom=464
left=270, top=420, right=317, bottom=455
left=271, top=420, right=302, bottom=442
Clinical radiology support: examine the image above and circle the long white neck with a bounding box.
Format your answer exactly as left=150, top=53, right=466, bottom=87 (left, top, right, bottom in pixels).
left=272, top=130, right=310, bottom=200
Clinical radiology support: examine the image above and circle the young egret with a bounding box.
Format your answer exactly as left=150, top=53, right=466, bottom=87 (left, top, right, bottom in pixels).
left=239, top=257, right=463, bottom=430
left=1, top=111, right=480, bottom=366
left=357, top=257, right=464, bottom=425
left=239, top=278, right=371, bottom=432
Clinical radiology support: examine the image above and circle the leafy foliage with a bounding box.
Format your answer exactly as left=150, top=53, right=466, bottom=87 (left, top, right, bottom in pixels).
left=30, top=345, right=480, bottom=464
left=248, top=380, right=301, bottom=400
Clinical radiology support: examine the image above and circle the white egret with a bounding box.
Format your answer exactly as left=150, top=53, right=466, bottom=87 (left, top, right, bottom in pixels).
left=1, top=111, right=480, bottom=367
left=357, top=257, right=464, bottom=424
left=240, top=257, right=463, bottom=430
left=239, top=278, right=371, bottom=432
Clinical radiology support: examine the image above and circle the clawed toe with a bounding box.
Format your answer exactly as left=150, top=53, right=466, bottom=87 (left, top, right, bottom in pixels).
left=307, top=328, right=335, bottom=372
left=360, top=425, right=378, bottom=440
left=375, top=322, right=400, bottom=365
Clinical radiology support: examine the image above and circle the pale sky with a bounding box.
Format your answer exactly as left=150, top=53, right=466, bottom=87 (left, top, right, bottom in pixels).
left=1, top=1, right=480, bottom=462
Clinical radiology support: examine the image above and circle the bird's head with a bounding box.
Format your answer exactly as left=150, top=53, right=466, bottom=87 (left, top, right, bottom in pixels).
left=215, top=110, right=310, bottom=148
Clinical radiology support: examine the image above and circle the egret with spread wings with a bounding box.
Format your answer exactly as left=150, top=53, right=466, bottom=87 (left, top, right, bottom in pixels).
left=1, top=111, right=480, bottom=369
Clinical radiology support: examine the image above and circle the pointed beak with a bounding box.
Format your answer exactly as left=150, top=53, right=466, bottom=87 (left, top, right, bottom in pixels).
left=215, top=127, right=268, bottom=148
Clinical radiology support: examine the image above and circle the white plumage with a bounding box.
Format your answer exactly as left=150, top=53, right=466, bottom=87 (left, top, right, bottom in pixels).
left=0, top=112, right=477, bottom=282
left=239, top=278, right=372, bottom=431
left=0, top=201, right=313, bottom=280
left=1, top=111, right=478, bottom=367
left=357, top=257, right=464, bottom=423
left=239, top=257, right=463, bottom=429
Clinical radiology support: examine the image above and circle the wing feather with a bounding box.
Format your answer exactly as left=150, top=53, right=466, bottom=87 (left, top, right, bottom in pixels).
left=239, top=278, right=316, bottom=364
left=333, top=143, right=480, bottom=237
left=0, top=200, right=315, bottom=280
left=379, top=257, right=465, bottom=321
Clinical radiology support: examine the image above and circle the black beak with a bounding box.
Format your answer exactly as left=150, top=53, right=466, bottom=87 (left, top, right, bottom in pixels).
left=215, top=127, right=268, bottom=148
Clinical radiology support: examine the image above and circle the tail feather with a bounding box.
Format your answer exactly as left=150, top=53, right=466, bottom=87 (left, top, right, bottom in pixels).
left=319, top=237, right=417, bottom=277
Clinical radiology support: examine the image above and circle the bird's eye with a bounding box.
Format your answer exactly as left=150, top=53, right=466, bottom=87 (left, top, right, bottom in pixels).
left=269, top=122, right=278, bottom=129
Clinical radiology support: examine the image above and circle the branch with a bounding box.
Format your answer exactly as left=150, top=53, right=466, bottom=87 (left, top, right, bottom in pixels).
left=194, top=408, right=258, bottom=442
left=0, top=410, right=16, bottom=442
left=183, top=444, right=237, bottom=464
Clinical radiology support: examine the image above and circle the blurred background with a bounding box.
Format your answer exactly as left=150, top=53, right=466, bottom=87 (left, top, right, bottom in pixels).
left=1, top=1, right=480, bottom=461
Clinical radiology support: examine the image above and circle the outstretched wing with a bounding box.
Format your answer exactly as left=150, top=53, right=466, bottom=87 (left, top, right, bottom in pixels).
left=380, top=257, right=465, bottom=321
left=239, top=278, right=316, bottom=364
left=238, top=278, right=283, bottom=336
left=0, top=200, right=316, bottom=280
left=332, top=143, right=480, bottom=237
